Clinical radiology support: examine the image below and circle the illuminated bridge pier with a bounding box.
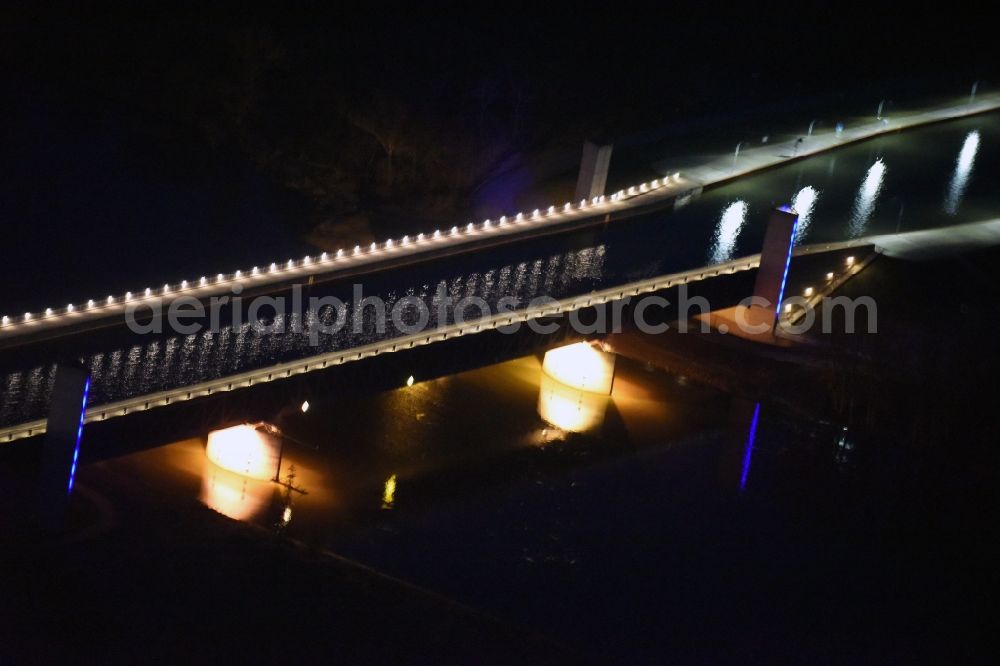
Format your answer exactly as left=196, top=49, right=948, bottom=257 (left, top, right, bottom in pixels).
left=539, top=342, right=617, bottom=434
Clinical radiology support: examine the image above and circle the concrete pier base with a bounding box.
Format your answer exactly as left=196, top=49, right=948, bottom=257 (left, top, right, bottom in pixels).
left=696, top=207, right=799, bottom=345
left=753, top=207, right=799, bottom=315
left=38, top=364, right=90, bottom=525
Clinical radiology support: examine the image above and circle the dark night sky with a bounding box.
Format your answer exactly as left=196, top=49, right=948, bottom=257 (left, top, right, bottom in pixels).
left=0, top=3, right=994, bottom=313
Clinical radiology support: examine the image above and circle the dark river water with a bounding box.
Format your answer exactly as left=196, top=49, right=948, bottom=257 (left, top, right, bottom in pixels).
left=3, top=112, right=1000, bottom=428
left=85, top=282, right=1000, bottom=663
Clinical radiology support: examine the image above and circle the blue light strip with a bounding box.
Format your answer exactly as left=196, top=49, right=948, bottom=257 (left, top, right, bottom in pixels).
left=67, top=377, right=91, bottom=494
left=739, top=402, right=761, bottom=492
left=774, top=213, right=799, bottom=320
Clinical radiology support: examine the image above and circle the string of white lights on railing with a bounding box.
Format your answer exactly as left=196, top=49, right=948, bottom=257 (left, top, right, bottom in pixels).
left=0, top=172, right=685, bottom=332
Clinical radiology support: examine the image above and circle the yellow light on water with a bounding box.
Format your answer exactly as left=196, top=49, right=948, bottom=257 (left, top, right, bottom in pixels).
left=541, top=342, right=616, bottom=394
left=537, top=372, right=608, bottom=433
left=205, top=424, right=282, bottom=480
left=382, top=474, right=397, bottom=508
left=199, top=465, right=272, bottom=521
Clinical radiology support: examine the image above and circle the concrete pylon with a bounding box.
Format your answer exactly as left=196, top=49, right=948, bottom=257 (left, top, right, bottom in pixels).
left=574, top=140, right=613, bottom=201
left=748, top=207, right=799, bottom=327
left=38, top=363, right=91, bottom=525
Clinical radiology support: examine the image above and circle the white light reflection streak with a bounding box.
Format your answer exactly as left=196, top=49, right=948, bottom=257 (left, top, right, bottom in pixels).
left=791, top=186, right=819, bottom=244
left=709, top=201, right=748, bottom=264
left=943, top=130, right=980, bottom=215
left=849, top=159, right=886, bottom=237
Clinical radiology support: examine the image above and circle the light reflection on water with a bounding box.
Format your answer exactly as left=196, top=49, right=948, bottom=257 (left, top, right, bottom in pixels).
left=381, top=474, right=397, bottom=509
left=791, top=186, right=820, bottom=244
left=536, top=372, right=609, bottom=434
left=739, top=403, right=761, bottom=492
left=197, top=356, right=626, bottom=521
left=193, top=437, right=313, bottom=525
left=157, top=353, right=808, bottom=534
left=943, top=130, right=980, bottom=215
left=708, top=200, right=748, bottom=264
left=200, top=464, right=274, bottom=522
left=76, top=339, right=921, bottom=661
left=849, top=159, right=887, bottom=237
left=68, top=342, right=871, bottom=654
